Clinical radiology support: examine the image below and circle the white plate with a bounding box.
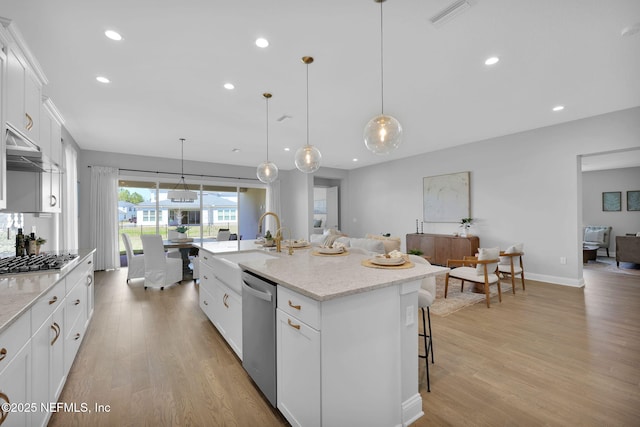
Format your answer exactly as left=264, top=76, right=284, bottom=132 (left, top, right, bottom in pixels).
left=285, top=241, right=309, bottom=248
left=370, top=256, right=405, bottom=266
left=318, top=246, right=345, bottom=254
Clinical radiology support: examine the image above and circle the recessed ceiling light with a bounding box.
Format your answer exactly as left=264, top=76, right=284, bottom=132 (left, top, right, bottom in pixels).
left=232, top=148, right=241, bottom=153
left=104, top=30, right=123, bottom=41
left=284, top=147, right=290, bottom=152
left=352, top=158, right=358, bottom=162
left=552, top=105, right=565, bottom=112
left=621, top=22, right=640, bottom=37
left=223, top=83, right=235, bottom=90
left=255, top=38, right=269, bottom=48
left=96, top=76, right=110, bottom=84
left=484, top=56, right=499, bottom=66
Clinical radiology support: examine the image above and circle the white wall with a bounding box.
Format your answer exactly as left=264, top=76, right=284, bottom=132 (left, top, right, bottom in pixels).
left=345, top=107, right=640, bottom=286
left=582, top=166, right=640, bottom=255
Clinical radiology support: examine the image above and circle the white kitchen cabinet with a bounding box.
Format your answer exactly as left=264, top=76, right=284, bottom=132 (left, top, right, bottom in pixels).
left=41, top=97, right=63, bottom=167
left=2, top=18, right=46, bottom=144
left=0, top=44, right=7, bottom=210
left=6, top=169, right=61, bottom=213
left=199, top=254, right=242, bottom=359
left=276, top=308, right=321, bottom=427
left=31, top=301, right=65, bottom=427
left=0, top=339, right=31, bottom=427
left=275, top=282, right=422, bottom=427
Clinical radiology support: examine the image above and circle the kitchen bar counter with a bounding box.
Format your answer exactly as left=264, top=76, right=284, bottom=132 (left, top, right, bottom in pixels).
left=194, top=241, right=448, bottom=301
left=0, top=249, right=96, bottom=333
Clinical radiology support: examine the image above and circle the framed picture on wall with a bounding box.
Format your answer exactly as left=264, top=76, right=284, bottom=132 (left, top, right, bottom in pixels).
left=627, top=191, right=640, bottom=211
left=602, top=191, right=621, bottom=211
left=423, top=171, right=470, bottom=222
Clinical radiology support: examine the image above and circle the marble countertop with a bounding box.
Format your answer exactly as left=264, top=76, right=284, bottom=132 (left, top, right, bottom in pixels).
left=240, top=248, right=448, bottom=302
left=193, top=239, right=266, bottom=254
left=0, top=249, right=96, bottom=333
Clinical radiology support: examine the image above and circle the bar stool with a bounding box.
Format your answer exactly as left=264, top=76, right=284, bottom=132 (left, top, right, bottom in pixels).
left=409, top=255, right=435, bottom=392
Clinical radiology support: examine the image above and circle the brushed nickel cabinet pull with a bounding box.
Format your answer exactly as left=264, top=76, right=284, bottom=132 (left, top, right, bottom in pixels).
left=88, top=260, right=92, bottom=264
left=288, top=300, right=301, bottom=310
left=87, top=275, right=93, bottom=286
left=49, top=296, right=58, bottom=305
left=203, top=275, right=208, bottom=280
left=0, top=348, right=6, bottom=362
left=74, top=333, right=81, bottom=340
left=74, top=299, right=81, bottom=305
left=50, top=195, right=57, bottom=207
left=287, top=319, right=301, bottom=330
left=25, top=112, right=33, bottom=130
left=223, top=294, right=229, bottom=308
left=203, top=300, right=209, bottom=306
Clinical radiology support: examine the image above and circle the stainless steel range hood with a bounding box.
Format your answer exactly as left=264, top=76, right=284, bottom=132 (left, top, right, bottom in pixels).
left=5, top=124, right=60, bottom=173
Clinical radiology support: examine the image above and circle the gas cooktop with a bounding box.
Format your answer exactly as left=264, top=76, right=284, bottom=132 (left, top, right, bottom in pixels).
left=0, top=253, right=79, bottom=275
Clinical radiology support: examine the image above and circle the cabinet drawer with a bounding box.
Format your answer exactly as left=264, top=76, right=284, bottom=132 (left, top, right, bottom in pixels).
left=65, top=280, right=86, bottom=335
left=64, top=313, right=85, bottom=374
left=65, top=255, right=94, bottom=294
left=0, top=312, right=30, bottom=373
left=199, top=251, right=216, bottom=270
left=277, top=286, right=321, bottom=330
left=31, top=279, right=65, bottom=334
left=199, top=262, right=216, bottom=294
left=199, top=284, right=215, bottom=321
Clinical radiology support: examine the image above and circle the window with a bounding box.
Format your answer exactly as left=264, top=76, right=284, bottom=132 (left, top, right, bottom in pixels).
left=217, top=209, right=237, bottom=221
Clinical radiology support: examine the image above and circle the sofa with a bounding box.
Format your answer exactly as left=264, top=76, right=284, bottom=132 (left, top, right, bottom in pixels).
left=615, top=235, right=640, bottom=267
left=583, top=226, right=612, bottom=257
left=309, top=232, right=401, bottom=255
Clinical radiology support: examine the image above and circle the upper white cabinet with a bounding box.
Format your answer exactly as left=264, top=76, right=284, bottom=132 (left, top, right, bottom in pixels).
left=1, top=17, right=48, bottom=145
left=41, top=97, right=63, bottom=167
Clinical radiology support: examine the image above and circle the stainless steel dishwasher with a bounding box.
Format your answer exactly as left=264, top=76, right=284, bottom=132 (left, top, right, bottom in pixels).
left=241, top=270, right=277, bottom=407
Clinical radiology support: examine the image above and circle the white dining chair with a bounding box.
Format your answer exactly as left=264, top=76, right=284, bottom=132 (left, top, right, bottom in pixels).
left=122, top=233, right=145, bottom=283
left=409, top=254, right=436, bottom=392
left=141, top=234, right=183, bottom=290
left=166, top=230, right=183, bottom=259
left=216, top=229, right=231, bottom=241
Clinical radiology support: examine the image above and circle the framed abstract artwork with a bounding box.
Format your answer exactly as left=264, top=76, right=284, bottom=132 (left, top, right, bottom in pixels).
left=423, top=172, right=470, bottom=222
left=602, top=191, right=621, bottom=212
left=627, top=191, right=640, bottom=211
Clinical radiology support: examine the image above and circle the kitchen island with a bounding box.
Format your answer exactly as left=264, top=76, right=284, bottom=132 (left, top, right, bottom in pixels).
left=195, top=242, right=448, bottom=427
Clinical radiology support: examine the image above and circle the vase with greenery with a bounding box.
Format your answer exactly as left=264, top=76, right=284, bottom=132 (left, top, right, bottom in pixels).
left=35, top=237, right=46, bottom=255
left=459, top=218, right=473, bottom=237
left=175, top=225, right=189, bottom=235
left=408, top=249, right=424, bottom=256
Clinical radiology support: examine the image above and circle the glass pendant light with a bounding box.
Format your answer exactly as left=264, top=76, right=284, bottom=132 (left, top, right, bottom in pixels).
left=364, top=0, right=403, bottom=155
left=295, top=56, right=322, bottom=173
left=167, top=138, right=198, bottom=202
left=257, top=93, right=279, bottom=183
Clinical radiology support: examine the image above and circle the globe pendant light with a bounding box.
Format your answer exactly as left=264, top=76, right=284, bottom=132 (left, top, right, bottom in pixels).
left=257, top=93, right=279, bottom=183
left=364, top=0, right=403, bottom=155
left=168, top=138, right=198, bottom=202
left=295, top=56, right=322, bottom=173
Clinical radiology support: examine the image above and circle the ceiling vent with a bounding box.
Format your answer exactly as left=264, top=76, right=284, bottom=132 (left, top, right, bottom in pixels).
left=430, top=0, right=471, bottom=26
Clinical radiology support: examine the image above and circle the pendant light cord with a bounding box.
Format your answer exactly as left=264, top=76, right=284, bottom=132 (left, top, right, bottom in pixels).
left=265, top=96, right=270, bottom=161
left=306, top=61, right=310, bottom=146
left=380, top=0, right=385, bottom=115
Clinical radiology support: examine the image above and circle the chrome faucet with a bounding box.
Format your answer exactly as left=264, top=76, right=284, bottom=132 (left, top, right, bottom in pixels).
left=258, top=212, right=282, bottom=252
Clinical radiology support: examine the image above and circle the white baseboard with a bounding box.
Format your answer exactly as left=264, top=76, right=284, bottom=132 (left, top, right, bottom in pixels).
left=526, top=272, right=585, bottom=287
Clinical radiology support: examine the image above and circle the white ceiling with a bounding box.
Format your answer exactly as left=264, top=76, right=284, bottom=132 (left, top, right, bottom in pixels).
left=2, top=0, right=639, bottom=172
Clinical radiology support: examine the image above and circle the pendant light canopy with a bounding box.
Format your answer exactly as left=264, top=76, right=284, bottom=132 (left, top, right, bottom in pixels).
left=168, top=138, right=198, bottom=202
left=257, top=92, right=279, bottom=183
left=295, top=56, right=322, bottom=173
left=364, top=0, right=403, bottom=155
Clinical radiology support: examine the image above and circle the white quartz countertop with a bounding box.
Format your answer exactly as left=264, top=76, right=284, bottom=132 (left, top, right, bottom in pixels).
left=237, top=248, right=448, bottom=301
left=193, top=239, right=264, bottom=254
left=0, top=249, right=96, bottom=333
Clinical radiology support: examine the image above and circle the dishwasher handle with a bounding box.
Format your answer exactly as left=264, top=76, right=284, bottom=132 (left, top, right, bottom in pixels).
left=242, top=281, right=273, bottom=302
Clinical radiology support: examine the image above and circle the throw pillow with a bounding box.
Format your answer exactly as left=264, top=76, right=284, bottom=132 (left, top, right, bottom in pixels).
left=322, top=234, right=340, bottom=247
left=313, top=219, right=322, bottom=228
left=499, top=243, right=524, bottom=265
left=584, top=229, right=604, bottom=244
left=476, top=247, right=500, bottom=275
left=365, top=234, right=401, bottom=254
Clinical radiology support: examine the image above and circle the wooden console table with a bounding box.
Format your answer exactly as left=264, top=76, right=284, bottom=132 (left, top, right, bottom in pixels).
left=406, top=233, right=480, bottom=266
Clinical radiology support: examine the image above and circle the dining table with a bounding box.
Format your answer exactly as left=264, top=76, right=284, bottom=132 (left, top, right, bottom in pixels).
left=163, top=239, right=198, bottom=280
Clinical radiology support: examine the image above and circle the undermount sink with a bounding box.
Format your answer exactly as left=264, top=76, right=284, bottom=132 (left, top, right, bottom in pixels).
left=209, top=251, right=278, bottom=294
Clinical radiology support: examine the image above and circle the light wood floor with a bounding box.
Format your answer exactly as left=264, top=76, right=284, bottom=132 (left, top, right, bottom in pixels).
left=50, top=264, right=640, bottom=426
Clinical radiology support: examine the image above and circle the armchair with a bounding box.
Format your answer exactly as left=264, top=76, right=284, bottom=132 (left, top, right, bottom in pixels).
left=583, top=226, right=612, bottom=257
left=445, top=247, right=502, bottom=308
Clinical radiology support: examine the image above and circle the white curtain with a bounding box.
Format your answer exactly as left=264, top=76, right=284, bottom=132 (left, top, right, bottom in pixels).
left=61, top=142, right=78, bottom=250
left=265, top=180, right=281, bottom=233
left=90, top=166, right=119, bottom=270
